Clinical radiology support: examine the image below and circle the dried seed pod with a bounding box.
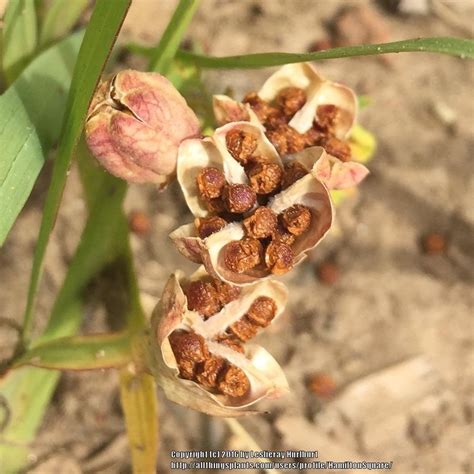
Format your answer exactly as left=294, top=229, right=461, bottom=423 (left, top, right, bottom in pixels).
left=265, top=240, right=294, bottom=275
left=223, top=238, right=263, bottom=273
left=85, top=70, right=200, bottom=184
left=258, top=63, right=357, bottom=138
left=184, top=279, right=222, bottom=318
left=246, top=296, right=277, bottom=327
left=195, top=216, right=227, bottom=239
left=280, top=204, right=312, bottom=236
left=243, top=207, right=278, bottom=239
left=247, top=162, right=283, bottom=195
left=275, top=86, right=307, bottom=118
left=225, top=128, right=258, bottom=165
left=213, top=95, right=251, bottom=125
left=149, top=271, right=289, bottom=414
left=196, top=167, right=227, bottom=200
left=222, top=184, right=257, bottom=214
left=281, top=161, right=309, bottom=189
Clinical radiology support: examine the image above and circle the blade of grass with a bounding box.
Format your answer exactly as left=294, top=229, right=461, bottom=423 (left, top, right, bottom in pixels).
left=1, top=0, right=38, bottom=84
left=39, top=0, right=88, bottom=48
left=21, top=0, right=131, bottom=347
left=148, top=0, right=200, bottom=74
left=176, top=37, right=474, bottom=68
left=0, top=32, right=83, bottom=246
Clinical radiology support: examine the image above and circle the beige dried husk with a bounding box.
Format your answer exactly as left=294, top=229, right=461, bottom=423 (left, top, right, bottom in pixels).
left=148, top=269, right=289, bottom=416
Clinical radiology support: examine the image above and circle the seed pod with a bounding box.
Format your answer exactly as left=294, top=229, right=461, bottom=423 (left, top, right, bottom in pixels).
left=148, top=270, right=289, bottom=415
left=85, top=70, right=200, bottom=184
left=213, top=95, right=252, bottom=125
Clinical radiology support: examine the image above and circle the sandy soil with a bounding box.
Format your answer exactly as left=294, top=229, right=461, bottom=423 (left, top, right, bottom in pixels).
left=0, top=0, right=473, bottom=473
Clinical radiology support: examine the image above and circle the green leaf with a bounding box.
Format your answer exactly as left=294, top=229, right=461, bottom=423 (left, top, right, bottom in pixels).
left=2, top=0, right=38, bottom=84
left=148, top=0, right=200, bottom=74
left=177, top=37, right=474, bottom=69
left=12, top=332, right=132, bottom=371
left=0, top=32, right=82, bottom=246
left=39, top=0, right=88, bottom=47
left=21, top=0, right=131, bottom=346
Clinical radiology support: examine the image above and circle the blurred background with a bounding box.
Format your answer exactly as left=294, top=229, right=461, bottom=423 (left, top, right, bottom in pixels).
left=0, top=0, right=473, bottom=472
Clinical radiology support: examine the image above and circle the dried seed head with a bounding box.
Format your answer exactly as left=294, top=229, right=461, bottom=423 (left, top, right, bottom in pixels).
left=196, top=167, right=227, bottom=200
left=280, top=204, right=312, bottom=236
left=275, top=87, right=307, bottom=117
left=281, top=161, right=309, bottom=189
left=222, top=184, right=257, bottom=214
left=195, top=216, right=227, bottom=239
left=243, top=207, right=278, bottom=239
left=265, top=241, right=294, bottom=275
left=228, top=316, right=259, bottom=342
left=195, top=355, right=226, bottom=389
left=225, top=128, right=258, bottom=165
left=243, top=92, right=275, bottom=122
left=184, top=280, right=221, bottom=318
left=168, top=330, right=209, bottom=379
left=246, top=296, right=277, bottom=327
left=247, top=162, right=283, bottom=195
left=266, top=125, right=306, bottom=155
left=224, top=238, right=263, bottom=273
left=215, top=334, right=245, bottom=354
left=218, top=365, right=250, bottom=398
left=320, top=136, right=351, bottom=162
left=211, top=279, right=242, bottom=306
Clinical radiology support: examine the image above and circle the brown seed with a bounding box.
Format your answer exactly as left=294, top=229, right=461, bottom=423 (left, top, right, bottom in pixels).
left=422, top=233, right=447, bottom=255
left=224, top=238, right=263, bottom=273
left=211, top=278, right=242, bottom=306
left=195, top=355, right=226, bottom=389
left=265, top=241, right=294, bottom=275
left=184, top=280, right=222, bottom=318
left=266, top=125, right=306, bottom=155
left=264, top=109, right=288, bottom=130
left=281, top=161, right=309, bottom=189
left=243, top=207, right=278, bottom=239
left=243, top=92, right=275, bottom=122
left=195, top=216, right=227, bottom=239
left=272, top=224, right=296, bottom=246
left=204, top=197, right=226, bottom=214
left=307, top=372, right=337, bottom=399
left=222, top=184, right=256, bottom=214
left=275, top=87, right=307, bottom=118
left=316, top=104, right=339, bottom=132
left=246, top=296, right=277, bottom=327
left=216, top=334, right=245, bottom=354
left=196, top=167, right=226, bottom=199
left=303, top=126, right=324, bottom=148
left=280, top=204, right=312, bottom=236
left=225, top=128, right=258, bottom=165
left=316, top=261, right=340, bottom=286
left=228, top=316, right=259, bottom=342
left=128, top=210, right=151, bottom=236
left=320, top=136, right=351, bottom=162
left=168, top=330, right=209, bottom=380
left=247, top=162, right=283, bottom=195
left=218, top=365, right=250, bottom=398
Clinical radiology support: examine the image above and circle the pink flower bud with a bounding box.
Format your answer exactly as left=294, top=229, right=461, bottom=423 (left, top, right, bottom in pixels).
left=85, top=70, right=201, bottom=184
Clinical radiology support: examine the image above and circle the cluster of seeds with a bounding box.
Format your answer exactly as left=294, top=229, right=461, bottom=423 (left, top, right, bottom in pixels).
left=168, top=276, right=278, bottom=398
left=194, top=129, right=314, bottom=275
left=244, top=87, right=352, bottom=162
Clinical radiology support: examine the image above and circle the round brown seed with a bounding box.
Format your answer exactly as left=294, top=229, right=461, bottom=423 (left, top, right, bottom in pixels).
left=276, top=86, right=307, bottom=117
left=225, top=128, right=258, bottom=165
left=222, top=184, right=256, bottom=214
left=216, top=334, right=245, bottom=354
left=224, top=238, right=263, bottom=273
left=243, top=92, right=275, bottom=122
left=196, top=167, right=226, bottom=200
left=280, top=204, right=312, bottom=236
left=320, top=136, right=351, bottom=162
left=246, top=296, right=277, bottom=327
left=281, top=161, right=309, bottom=189
left=243, top=207, right=278, bottom=239
left=316, top=104, right=339, bottom=132
left=211, top=278, right=242, bottom=306
left=228, top=316, right=259, bottom=342
left=266, top=125, right=306, bottom=155
left=195, top=355, right=226, bottom=389
left=218, top=365, right=250, bottom=398
left=265, top=241, right=294, bottom=275
left=195, top=216, right=227, bottom=239
left=247, top=162, right=283, bottom=195
left=168, top=330, right=209, bottom=380
left=184, top=280, right=221, bottom=318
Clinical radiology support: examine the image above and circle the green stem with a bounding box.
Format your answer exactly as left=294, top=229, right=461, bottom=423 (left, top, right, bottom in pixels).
left=148, top=0, right=200, bottom=74
left=176, top=37, right=474, bottom=68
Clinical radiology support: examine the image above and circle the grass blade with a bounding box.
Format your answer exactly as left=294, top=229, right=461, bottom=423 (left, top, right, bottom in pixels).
left=39, top=0, right=88, bottom=47
left=148, top=0, right=200, bottom=74
left=21, top=0, right=131, bottom=346
left=1, top=0, right=38, bottom=84
left=177, top=37, right=474, bottom=69
left=0, top=32, right=82, bottom=246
